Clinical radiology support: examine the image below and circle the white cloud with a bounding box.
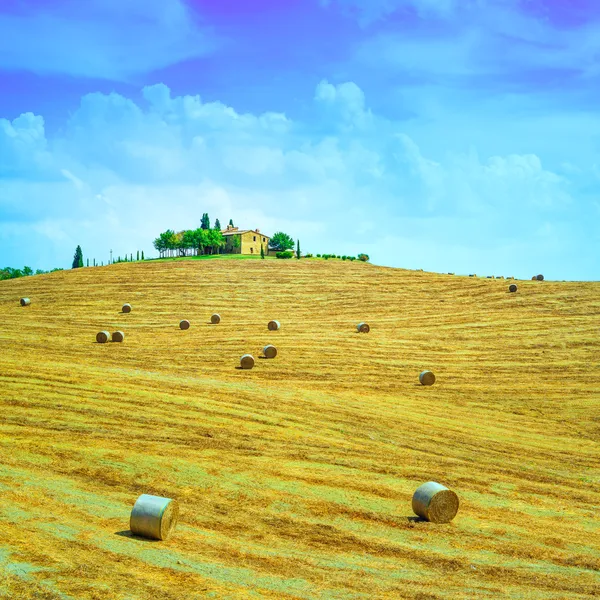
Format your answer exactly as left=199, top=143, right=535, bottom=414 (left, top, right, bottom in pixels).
left=0, top=80, right=591, bottom=278
left=0, top=113, right=54, bottom=178
left=351, top=0, right=600, bottom=87
left=320, top=0, right=461, bottom=25
left=314, top=80, right=374, bottom=130
left=0, top=0, right=216, bottom=80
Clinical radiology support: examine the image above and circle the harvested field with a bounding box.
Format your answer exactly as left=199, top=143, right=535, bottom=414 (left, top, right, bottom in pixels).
left=0, top=259, right=599, bottom=599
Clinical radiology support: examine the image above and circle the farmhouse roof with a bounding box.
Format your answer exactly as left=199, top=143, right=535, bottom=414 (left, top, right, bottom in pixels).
left=221, top=229, right=269, bottom=237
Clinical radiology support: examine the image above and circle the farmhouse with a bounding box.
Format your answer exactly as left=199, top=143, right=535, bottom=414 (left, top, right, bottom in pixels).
left=222, top=225, right=270, bottom=255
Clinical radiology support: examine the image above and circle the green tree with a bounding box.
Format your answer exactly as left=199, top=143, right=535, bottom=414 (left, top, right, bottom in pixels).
left=191, top=228, right=208, bottom=255
left=214, top=218, right=221, bottom=230
left=23, top=266, right=33, bottom=276
left=228, top=218, right=234, bottom=227
left=296, top=239, right=300, bottom=259
left=269, top=232, right=294, bottom=252
left=141, top=250, right=144, bottom=260
left=124, top=254, right=128, bottom=262
left=153, top=230, right=177, bottom=258
left=181, top=230, right=196, bottom=256
left=260, top=244, right=265, bottom=259
left=130, top=253, right=133, bottom=262
left=93, top=258, right=96, bottom=267
left=86, top=258, right=89, bottom=267
left=207, top=229, right=225, bottom=254
left=72, top=245, right=84, bottom=269
left=201, top=213, right=210, bottom=230
left=137, top=250, right=139, bottom=261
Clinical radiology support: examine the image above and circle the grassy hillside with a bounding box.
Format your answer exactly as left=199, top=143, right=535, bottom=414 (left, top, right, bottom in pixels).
left=0, top=260, right=598, bottom=599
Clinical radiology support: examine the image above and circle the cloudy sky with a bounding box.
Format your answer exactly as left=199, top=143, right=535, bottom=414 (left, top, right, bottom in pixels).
left=0, top=0, right=598, bottom=279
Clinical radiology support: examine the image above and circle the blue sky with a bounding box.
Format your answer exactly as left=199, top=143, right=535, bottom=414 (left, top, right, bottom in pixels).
left=0, top=0, right=598, bottom=279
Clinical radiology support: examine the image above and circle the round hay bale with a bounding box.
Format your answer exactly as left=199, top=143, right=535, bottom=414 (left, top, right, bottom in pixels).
left=468, top=274, right=476, bottom=277
left=240, top=354, right=255, bottom=369
left=509, top=284, right=518, bottom=293
left=130, top=494, right=179, bottom=540
left=263, top=344, right=277, bottom=359
left=356, top=322, right=370, bottom=333
left=179, top=319, right=190, bottom=330
left=20, top=297, right=30, bottom=306
left=122, top=303, right=132, bottom=313
left=532, top=276, right=537, bottom=280
left=412, top=481, right=459, bottom=523
left=96, top=331, right=110, bottom=344
left=211, top=313, right=221, bottom=324
left=536, top=274, right=544, bottom=281
left=267, top=320, right=280, bottom=331
left=112, top=331, right=125, bottom=343
left=419, top=370, right=436, bottom=386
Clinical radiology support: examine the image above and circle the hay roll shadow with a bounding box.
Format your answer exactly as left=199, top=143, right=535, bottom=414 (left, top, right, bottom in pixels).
left=412, top=481, right=459, bottom=523
left=130, top=494, right=179, bottom=541
left=419, top=370, right=435, bottom=386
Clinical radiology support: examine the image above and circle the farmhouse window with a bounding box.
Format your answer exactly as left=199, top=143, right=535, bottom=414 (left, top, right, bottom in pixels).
left=253, top=236, right=256, bottom=241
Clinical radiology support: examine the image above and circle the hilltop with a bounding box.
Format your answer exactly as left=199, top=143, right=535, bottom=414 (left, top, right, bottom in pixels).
left=0, top=260, right=598, bottom=599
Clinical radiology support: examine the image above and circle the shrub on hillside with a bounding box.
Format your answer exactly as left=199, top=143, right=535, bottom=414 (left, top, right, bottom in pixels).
left=276, top=251, right=294, bottom=259
left=358, top=254, right=369, bottom=262
left=342, top=255, right=347, bottom=260
left=316, top=254, right=321, bottom=258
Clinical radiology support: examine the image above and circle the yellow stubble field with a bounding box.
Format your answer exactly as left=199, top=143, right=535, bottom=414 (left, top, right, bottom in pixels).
left=0, top=258, right=598, bottom=599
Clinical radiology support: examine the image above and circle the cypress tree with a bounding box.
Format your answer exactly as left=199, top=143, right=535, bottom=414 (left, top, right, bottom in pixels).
left=214, top=218, right=221, bottom=230
left=296, top=239, right=301, bottom=259
left=137, top=250, right=139, bottom=261
left=141, top=250, right=145, bottom=260
left=72, top=245, right=84, bottom=269
left=260, top=245, right=265, bottom=259
left=130, top=253, right=133, bottom=262
left=86, top=258, right=89, bottom=267
left=228, top=218, right=234, bottom=227
left=201, top=213, right=210, bottom=230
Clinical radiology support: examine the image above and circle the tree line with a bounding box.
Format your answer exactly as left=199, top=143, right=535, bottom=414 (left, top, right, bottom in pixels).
left=153, top=214, right=230, bottom=258
left=0, top=266, right=64, bottom=280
